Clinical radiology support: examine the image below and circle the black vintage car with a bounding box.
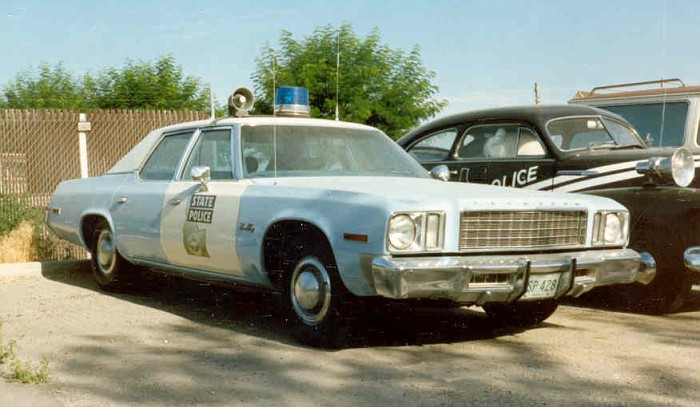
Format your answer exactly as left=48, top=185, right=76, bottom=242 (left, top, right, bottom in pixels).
left=398, top=104, right=700, bottom=313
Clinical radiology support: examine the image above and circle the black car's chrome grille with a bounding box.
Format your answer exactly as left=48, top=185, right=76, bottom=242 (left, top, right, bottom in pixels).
left=459, top=210, right=587, bottom=251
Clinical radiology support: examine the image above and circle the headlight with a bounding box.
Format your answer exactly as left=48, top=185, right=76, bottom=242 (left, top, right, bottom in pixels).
left=671, top=148, right=694, bottom=187
left=636, top=147, right=694, bottom=187
left=387, top=212, right=444, bottom=252
left=388, top=214, right=416, bottom=250
left=593, top=211, right=629, bottom=247
left=603, top=213, right=622, bottom=244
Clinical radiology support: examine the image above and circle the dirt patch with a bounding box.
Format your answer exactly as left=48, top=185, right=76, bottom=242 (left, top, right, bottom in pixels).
left=1, top=266, right=699, bottom=406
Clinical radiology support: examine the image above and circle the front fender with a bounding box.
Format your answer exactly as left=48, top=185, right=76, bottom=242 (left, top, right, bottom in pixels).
left=236, top=186, right=389, bottom=295
left=586, top=187, right=700, bottom=264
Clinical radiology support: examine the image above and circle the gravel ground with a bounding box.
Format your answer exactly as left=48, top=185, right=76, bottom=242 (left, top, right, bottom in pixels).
left=1, top=261, right=699, bottom=406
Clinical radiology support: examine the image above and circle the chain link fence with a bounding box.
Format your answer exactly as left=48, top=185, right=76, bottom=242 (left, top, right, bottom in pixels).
left=0, top=109, right=209, bottom=262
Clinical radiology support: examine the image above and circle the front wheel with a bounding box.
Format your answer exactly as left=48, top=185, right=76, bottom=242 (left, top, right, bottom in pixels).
left=282, top=253, right=353, bottom=348
left=483, top=299, right=559, bottom=327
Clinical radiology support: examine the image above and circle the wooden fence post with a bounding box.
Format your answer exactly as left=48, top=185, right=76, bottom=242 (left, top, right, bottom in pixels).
left=78, top=113, right=91, bottom=178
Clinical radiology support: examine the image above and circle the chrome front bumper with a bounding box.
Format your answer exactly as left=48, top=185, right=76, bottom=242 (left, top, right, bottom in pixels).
left=371, top=248, right=654, bottom=305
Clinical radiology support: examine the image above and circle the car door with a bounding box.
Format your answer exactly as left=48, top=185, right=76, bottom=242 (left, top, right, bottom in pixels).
left=111, top=130, right=195, bottom=263
left=159, top=127, right=249, bottom=276
left=455, top=124, right=555, bottom=189
left=408, top=123, right=555, bottom=190
left=406, top=127, right=463, bottom=178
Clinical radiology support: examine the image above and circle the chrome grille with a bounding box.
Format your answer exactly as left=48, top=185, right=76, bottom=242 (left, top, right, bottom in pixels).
left=459, top=210, right=587, bottom=250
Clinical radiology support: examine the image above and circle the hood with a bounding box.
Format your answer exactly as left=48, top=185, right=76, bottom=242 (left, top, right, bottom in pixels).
left=562, top=146, right=677, bottom=168
left=252, top=176, right=624, bottom=212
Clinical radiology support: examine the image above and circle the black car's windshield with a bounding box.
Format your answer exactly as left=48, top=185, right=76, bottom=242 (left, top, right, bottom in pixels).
left=545, top=116, right=644, bottom=151
left=240, top=124, right=429, bottom=178
left=601, top=102, right=687, bottom=148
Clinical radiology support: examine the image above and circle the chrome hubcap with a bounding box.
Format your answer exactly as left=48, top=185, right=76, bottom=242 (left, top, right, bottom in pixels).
left=295, top=270, right=321, bottom=310
left=290, top=257, right=331, bottom=326
left=96, top=229, right=116, bottom=276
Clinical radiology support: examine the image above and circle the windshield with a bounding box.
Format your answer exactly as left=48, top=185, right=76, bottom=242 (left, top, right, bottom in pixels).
left=240, top=124, right=429, bottom=178
left=545, top=116, right=644, bottom=151
left=600, top=102, right=688, bottom=148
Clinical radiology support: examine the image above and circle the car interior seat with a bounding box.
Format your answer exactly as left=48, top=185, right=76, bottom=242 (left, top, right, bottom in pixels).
left=245, top=156, right=259, bottom=174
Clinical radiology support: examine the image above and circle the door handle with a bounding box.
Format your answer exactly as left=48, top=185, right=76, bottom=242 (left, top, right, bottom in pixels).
left=167, top=198, right=182, bottom=206
left=116, top=197, right=127, bottom=204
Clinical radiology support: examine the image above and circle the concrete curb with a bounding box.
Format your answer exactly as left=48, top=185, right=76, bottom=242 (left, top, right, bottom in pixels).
left=0, top=260, right=91, bottom=280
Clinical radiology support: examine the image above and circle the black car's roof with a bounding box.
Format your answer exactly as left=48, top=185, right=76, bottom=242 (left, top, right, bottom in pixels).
left=399, top=104, right=625, bottom=145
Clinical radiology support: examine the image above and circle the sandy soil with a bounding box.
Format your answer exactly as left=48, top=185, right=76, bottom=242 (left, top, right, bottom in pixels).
left=1, top=262, right=699, bottom=406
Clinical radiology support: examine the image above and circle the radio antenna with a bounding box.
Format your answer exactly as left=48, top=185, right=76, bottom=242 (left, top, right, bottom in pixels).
left=658, top=0, right=669, bottom=146
left=209, top=86, right=215, bottom=120
left=272, top=55, right=278, bottom=184
left=335, top=30, right=340, bottom=121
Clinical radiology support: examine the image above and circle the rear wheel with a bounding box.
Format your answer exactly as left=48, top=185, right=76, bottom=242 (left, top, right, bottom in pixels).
left=483, top=299, right=559, bottom=327
left=90, top=219, right=136, bottom=290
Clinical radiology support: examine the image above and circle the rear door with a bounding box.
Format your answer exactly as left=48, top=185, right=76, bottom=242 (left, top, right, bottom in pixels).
left=112, top=130, right=195, bottom=262
left=455, top=124, right=555, bottom=189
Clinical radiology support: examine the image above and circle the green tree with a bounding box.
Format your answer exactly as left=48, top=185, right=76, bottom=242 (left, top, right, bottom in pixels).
left=89, top=55, right=209, bottom=110
left=1, top=62, right=90, bottom=109
left=252, top=24, right=446, bottom=138
left=1, top=55, right=210, bottom=111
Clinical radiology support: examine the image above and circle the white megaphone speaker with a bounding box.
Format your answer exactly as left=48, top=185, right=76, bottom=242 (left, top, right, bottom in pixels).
left=228, top=87, right=254, bottom=117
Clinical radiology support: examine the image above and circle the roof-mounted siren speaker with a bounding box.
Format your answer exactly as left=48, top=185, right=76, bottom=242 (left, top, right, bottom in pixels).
left=228, top=87, right=254, bottom=117
left=275, top=86, right=310, bottom=117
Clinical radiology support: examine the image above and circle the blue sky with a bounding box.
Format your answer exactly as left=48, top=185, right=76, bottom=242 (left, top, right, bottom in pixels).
left=2, top=0, right=700, bottom=117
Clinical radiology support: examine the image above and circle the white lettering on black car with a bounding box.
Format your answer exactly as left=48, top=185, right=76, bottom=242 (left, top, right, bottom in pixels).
left=491, top=165, right=539, bottom=187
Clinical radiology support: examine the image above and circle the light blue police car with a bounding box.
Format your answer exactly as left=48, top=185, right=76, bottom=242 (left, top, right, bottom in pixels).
left=47, top=87, right=653, bottom=346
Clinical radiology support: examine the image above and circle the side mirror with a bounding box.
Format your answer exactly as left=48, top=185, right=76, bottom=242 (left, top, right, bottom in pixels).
left=430, top=165, right=451, bottom=182
left=191, top=166, right=211, bottom=191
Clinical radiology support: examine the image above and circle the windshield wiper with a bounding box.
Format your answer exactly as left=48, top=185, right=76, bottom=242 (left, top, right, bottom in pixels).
left=611, top=144, right=644, bottom=150
left=586, top=141, right=617, bottom=150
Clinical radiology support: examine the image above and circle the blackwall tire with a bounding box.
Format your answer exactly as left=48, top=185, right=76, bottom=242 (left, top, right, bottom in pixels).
left=282, top=251, right=354, bottom=348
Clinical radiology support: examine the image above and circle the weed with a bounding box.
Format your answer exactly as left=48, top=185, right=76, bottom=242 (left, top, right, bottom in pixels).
left=0, top=195, right=41, bottom=237
left=10, top=357, right=50, bottom=384
left=0, top=194, right=78, bottom=262
left=0, top=339, right=16, bottom=365
left=0, top=320, right=14, bottom=365
left=0, top=319, right=51, bottom=384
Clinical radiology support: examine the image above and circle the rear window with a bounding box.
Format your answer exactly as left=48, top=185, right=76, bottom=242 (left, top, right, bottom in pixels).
left=601, top=102, right=688, bottom=147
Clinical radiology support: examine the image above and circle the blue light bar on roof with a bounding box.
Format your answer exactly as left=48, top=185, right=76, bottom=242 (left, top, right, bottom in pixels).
left=275, top=86, right=311, bottom=117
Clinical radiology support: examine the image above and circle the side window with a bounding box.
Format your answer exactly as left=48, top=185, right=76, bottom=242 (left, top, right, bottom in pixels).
left=570, top=129, right=609, bottom=149
left=140, top=132, right=193, bottom=181
left=517, top=128, right=546, bottom=157
left=182, top=129, right=233, bottom=180
left=407, top=128, right=458, bottom=163
left=458, top=125, right=518, bottom=159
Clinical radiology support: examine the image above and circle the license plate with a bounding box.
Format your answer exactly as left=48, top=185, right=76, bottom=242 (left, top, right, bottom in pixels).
left=522, top=273, right=560, bottom=299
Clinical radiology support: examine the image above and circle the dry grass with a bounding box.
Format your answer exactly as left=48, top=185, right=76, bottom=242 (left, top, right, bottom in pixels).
left=0, top=221, right=35, bottom=263
left=0, top=221, right=77, bottom=263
